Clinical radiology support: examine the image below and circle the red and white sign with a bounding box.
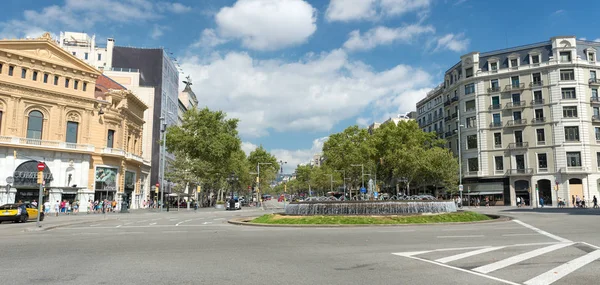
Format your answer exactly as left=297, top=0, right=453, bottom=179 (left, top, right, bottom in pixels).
left=37, top=162, right=45, bottom=172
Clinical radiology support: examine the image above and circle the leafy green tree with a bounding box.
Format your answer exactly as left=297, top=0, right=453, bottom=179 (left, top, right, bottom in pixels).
left=247, top=145, right=280, bottom=193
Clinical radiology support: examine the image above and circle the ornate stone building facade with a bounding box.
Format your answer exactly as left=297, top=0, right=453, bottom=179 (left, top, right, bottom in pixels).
left=0, top=33, right=148, bottom=209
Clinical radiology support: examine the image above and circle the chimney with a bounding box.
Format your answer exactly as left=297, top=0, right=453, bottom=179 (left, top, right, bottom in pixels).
left=106, top=38, right=115, bottom=69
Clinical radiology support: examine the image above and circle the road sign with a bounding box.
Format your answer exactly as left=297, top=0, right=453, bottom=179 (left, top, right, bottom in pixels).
left=459, top=184, right=463, bottom=192
left=374, top=192, right=379, bottom=199
left=360, top=187, right=367, bottom=194
left=6, top=176, right=13, bottom=184
left=37, top=162, right=45, bottom=172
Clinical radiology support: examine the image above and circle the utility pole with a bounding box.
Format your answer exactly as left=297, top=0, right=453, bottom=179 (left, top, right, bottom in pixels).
left=160, top=116, right=167, bottom=212
left=457, top=109, right=463, bottom=207
left=335, top=170, right=346, bottom=200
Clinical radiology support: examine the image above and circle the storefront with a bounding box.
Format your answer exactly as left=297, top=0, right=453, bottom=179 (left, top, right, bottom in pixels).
left=124, top=171, right=136, bottom=207
left=13, top=160, right=53, bottom=203
left=94, top=166, right=118, bottom=201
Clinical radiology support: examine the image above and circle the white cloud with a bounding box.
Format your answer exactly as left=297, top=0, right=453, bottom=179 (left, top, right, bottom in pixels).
left=151, top=24, right=168, bottom=40
left=343, top=24, right=435, bottom=51
left=594, top=38, right=600, bottom=42
left=241, top=141, right=259, bottom=156
left=0, top=0, right=189, bottom=39
left=214, top=0, right=317, bottom=51
left=193, top=28, right=229, bottom=48
left=270, top=137, right=328, bottom=173
left=552, top=9, right=565, bottom=15
left=434, top=33, right=470, bottom=53
left=157, top=2, right=192, bottom=13
left=579, top=37, right=587, bottom=41
left=180, top=49, right=432, bottom=138
left=454, top=0, right=468, bottom=5
left=326, top=0, right=431, bottom=22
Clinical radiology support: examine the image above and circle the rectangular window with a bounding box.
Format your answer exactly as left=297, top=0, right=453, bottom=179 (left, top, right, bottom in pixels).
left=74, top=80, right=79, bottom=90
left=65, top=78, right=70, bottom=88
left=560, top=51, right=571, bottom=62
left=589, top=53, right=596, bottom=62
left=72, top=51, right=76, bottom=56
left=535, top=109, right=544, bottom=119
left=532, top=73, right=541, bottom=85
left=596, top=127, right=600, bottom=141
left=533, top=91, right=543, bottom=104
left=538, top=153, right=547, bottom=170
left=465, top=83, right=475, bottom=95
left=83, top=82, right=87, bottom=91
left=107, top=129, right=115, bottom=148
left=510, top=58, right=518, bottom=67
left=564, top=126, right=580, bottom=141
left=492, top=113, right=501, bottom=126
left=567, top=152, right=582, bottom=167
left=32, top=71, right=38, bottom=81
left=490, top=62, right=498, bottom=71
left=593, top=89, right=598, bottom=99
left=591, top=71, right=597, bottom=80
left=43, top=73, right=48, bottom=83
left=513, top=111, right=522, bottom=120
left=465, top=100, right=476, bottom=112
left=597, top=153, right=600, bottom=169
left=561, top=88, right=576, bottom=99
left=54, top=76, right=59, bottom=85
left=563, top=106, right=578, bottom=118
left=491, top=79, right=499, bottom=90
left=84, top=52, right=89, bottom=60
left=494, top=132, right=502, bottom=147
left=511, top=76, right=520, bottom=87
left=495, top=156, right=504, bottom=171
left=21, top=68, right=26, bottom=79
left=531, top=55, right=540, bottom=64
left=0, top=111, right=2, bottom=134
left=491, top=96, right=500, bottom=109
left=467, top=134, right=477, bottom=149
left=467, top=158, right=479, bottom=172
left=560, top=69, right=574, bottom=81
left=0, top=63, right=2, bottom=74
left=98, top=53, right=102, bottom=61
left=536, top=129, right=545, bottom=143
left=466, top=116, right=476, bottom=128
left=465, top=67, right=473, bottom=78
left=66, top=121, right=78, bottom=143
left=8, top=65, right=14, bottom=76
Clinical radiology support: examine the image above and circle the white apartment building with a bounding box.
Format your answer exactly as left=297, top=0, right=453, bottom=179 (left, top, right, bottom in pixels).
left=368, top=112, right=417, bottom=134
left=58, top=32, right=113, bottom=70
left=417, top=36, right=600, bottom=207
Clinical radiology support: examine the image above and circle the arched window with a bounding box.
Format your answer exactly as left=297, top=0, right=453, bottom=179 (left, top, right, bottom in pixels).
left=26, top=110, right=43, bottom=139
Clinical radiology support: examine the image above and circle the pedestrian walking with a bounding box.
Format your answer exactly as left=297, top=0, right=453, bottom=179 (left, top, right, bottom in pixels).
left=593, top=196, right=598, bottom=209
left=44, top=200, right=50, bottom=215
left=539, top=197, right=544, bottom=208
left=572, top=195, right=576, bottom=208
left=54, top=200, right=60, bottom=217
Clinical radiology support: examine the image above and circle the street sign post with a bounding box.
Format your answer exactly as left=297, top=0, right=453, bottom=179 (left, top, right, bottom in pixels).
left=360, top=187, right=367, bottom=194
left=458, top=184, right=463, bottom=208
left=36, top=162, right=45, bottom=228
left=6, top=176, right=13, bottom=184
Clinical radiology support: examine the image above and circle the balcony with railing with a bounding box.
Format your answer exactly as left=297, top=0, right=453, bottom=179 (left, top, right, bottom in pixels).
left=488, top=86, right=501, bottom=93
left=507, top=168, right=533, bottom=176
left=102, top=147, right=127, bottom=156
left=531, top=99, right=545, bottom=106
left=560, top=166, right=589, bottom=173
left=450, top=96, right=459, bottom=104
left=489, top=104, right=502, bottom=110
left=505, top=83, right=525, bottom=91
left=451, top=113, right=458, bottom=119
left=444, top=100, right=451, bottom=106
left=532, top=117, right=546, bottom=124
left=506, top=119, right=527, bottom=127
left=591, top=97, right=600, bottom=104
left=444, top=116, right=451, bottom=122
left=489, top=121, right=503, bottom=128
left=508, top=142, right=529, bottom=149
left=464, top=170, right=479, bottom=177
left=593, top=115, right=600, bottom=123
left=444, top=131, right=454, bottom=138
left=0, top=136, right=95, bottom=152
left=530, top=80, right=544, bottom=88
left=125, top=152, right=145, bottom=163
left=589, top=78, right=600, bottom=85
left=505, top=101, right=526, bottom=109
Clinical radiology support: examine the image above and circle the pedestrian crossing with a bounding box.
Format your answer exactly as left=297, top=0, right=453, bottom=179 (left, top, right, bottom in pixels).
left=393, top=241, right=600, bottom=285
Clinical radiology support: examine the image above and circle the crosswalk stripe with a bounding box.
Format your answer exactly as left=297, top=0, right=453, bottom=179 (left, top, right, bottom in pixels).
left=435, top=246, right=505, bottom=264
left=523, top=249, right=600, bottom=285
left=472, top=243, right=573, bottom=274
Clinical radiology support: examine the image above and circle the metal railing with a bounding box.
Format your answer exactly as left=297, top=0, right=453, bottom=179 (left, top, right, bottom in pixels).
left=532, top=117, right=546, bottom=124
left=508, top=142, right=529, bottom=149
left=489, top=121, right=503, bottom=128
left=505, top=101, right=526, bottom=109
left=506, top=119, right=527, bottom=127
left=531, top=99, right=545, bottom=105
left=0, top=136, right=95, bottom=151
left=507, top=168, right=533, bottom=175
left=591, top=97, right=600, bottom=103
left=102, top=148, right=126, bottom=156
left=593, top=115, right=600, bottom=122
left=488, top=86, right=501, bottom=93
left=589, top=78, right=600, bottom=84
left=489, top=104, right=502, bottom=110
left=451, top=113, right=458, bottom=119
left=530, top=80, right=543, bottom=87
left=561, top=166, right=588, bottom=173
left=505, top=83, right=525, bottom=91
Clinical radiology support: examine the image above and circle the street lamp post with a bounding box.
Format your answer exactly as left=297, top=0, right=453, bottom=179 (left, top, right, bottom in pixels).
left=160, top=116, right=167, bottom=212
left=257, top=162, right=272, bottom=208
left=456, top=109, right=464, bottom=207
left=335, top=170, right=346, bottom=200
left=226, top=172, right=238, bottom=210
left=326, top=174, right=333, bottom=193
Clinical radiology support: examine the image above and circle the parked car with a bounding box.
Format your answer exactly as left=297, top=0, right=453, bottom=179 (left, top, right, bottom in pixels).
left=0, top=203, right=44, bottom=223
left=225, top=198, right=241, bottom=210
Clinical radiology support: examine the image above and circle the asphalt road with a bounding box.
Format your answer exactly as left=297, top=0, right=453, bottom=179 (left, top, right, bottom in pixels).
left=1, top=204, right=599, bottom=285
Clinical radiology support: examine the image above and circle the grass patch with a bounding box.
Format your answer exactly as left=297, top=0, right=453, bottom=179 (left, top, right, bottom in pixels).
left=250, top=211, right=491, bottom=225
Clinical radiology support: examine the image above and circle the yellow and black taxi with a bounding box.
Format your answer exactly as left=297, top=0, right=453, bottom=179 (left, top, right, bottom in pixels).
left=0, top=203, right=44, bottom=223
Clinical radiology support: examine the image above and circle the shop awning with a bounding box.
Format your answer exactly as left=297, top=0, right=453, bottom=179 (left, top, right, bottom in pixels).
left=468, top=191, right=503, bottom=195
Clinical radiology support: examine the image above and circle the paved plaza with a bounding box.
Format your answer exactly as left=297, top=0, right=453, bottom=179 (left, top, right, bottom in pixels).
left=1, top=205, right=599, bottom=285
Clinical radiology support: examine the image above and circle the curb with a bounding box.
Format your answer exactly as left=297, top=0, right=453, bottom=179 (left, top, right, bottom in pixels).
left=23, top=218, right=118, bottom=232
left=228, top=214, right=512, bottom=228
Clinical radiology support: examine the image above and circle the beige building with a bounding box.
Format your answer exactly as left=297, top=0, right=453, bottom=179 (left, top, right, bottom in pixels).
left=0, top=33, right=148, bottom=209
left=417, top=36, right=600, bottom=207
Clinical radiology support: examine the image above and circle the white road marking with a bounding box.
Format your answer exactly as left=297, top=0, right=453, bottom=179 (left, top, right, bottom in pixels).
left=163, top=231, right=188, bottom=234
left=437, top=235, right=484, bottom=238
left=149, top=222, right=157, bottom=226
left=115, top=225, right=122, bottom=228
left=435, top=246, right=505, bottom=264
left=524, top=249, right=600, bottom=285
left=513, top=220, right=572, bottom=242
left=472, top=243, right=573, bottom=274
left=124, top=219, right=149, bottom=225
left=214, top=218, right=226, bottom=221
left=376, top=230, right=416, bottom=233
left=202, top=222, right=213, bottom=225
left=502, top=233, right=540, bottom=237
left=394, top=254, right=520, bottom=285
left=175, top=219, right=194, bottom=227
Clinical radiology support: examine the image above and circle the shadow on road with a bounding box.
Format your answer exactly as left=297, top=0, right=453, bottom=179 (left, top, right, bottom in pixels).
left=501, top=207, right=600, bottom=216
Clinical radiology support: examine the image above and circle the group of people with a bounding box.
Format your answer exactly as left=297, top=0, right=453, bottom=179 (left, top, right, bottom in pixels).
left=571, top=195, right=599, bottom=209
left=41, top=200, right=80, bottom=216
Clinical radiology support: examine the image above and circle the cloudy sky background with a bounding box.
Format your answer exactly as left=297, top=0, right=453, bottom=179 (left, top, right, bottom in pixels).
left=3, top=0, right=596, bottom=172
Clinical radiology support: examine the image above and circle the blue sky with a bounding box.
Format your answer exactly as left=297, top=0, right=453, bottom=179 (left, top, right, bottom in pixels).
left=2, top=0, right=598, bottom=172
